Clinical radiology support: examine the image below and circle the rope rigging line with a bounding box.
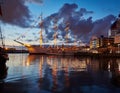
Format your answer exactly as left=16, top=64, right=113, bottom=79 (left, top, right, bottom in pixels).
left=15, top=15, right=42, bottom=41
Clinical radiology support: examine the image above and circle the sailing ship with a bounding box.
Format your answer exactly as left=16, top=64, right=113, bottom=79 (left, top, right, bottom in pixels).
left=14, top=14, right=78, bottom=55
left=14, top=14, right=48, bottom=54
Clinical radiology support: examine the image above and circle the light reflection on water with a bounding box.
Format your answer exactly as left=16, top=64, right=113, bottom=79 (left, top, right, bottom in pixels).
left=4, top=54, right=120, bottom=93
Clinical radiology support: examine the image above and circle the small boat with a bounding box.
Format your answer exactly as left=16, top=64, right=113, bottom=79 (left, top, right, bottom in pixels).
left=0, top=47, right=9, bottom=80
left=0, top=47, right=9, bottom=63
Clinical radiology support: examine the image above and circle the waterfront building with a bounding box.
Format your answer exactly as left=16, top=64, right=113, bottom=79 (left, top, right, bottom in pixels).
left=114, top=33, right=120, bottom=53
left=90, top=36, right=99, bottom=49
left=109, top=14, right=120, bottom=49
left=90, top=36, right=114, bottom=49
left=114, top=33, right=120, bottom=44
left=99, top=36, right=114, bottom=47
left=110, top=14, right=120, bottom=38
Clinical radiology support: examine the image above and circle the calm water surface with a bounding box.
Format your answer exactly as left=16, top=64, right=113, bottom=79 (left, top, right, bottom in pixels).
left=1, top=53, right=120, bottom=93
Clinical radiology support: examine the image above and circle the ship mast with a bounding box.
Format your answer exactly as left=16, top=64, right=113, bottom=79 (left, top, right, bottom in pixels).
left=40, top=29, right=43, bottom=47
left=39, top=13, right=43, bottom=47
left=65, top=23, right=70, bottom=45
left=0, top=1, right=5, bottom=48
left=53, top=19, right=58, bottom=47
left=0, top=26, right=5, bottom=48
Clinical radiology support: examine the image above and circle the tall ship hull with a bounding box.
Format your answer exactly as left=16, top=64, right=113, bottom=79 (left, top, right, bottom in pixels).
left=14, top=40, right=48, bottom=54
left=26, top=45, right=48, bottom=54
left=14, top=14, right=78, bottom=56
left=26, top=45, right=76, bottom=56
left=14, top=40, right=77, bottom=55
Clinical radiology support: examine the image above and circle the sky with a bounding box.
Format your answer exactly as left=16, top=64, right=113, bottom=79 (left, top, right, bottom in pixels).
left=0, top=0, right=120, bottom=46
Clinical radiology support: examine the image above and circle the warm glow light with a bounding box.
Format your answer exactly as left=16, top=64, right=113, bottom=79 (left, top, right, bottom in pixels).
left=40, top=39, right=43, bottom=46
left=108, top=42, right=110, bottom=45
left=26, top=62, right=30, bottom=66
left=5, top=47, right=8, bottom=50
left=119, top=63, right=120, bottom=71
left=24, top=44, right=31, bottom=47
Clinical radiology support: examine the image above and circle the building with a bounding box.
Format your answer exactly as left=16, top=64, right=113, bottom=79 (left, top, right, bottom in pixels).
left=90, top=36, right=99, bottom=49
left=90, top=36, right=114, bottom=49
left=114, top=33, right=120, bottom=53
left=114, top=33, right=120, bottom=44
left=109, top=14, right=120, bottom=45
left=99, top=36, right=114, bottom=47
left=110, top=14, right=120, bottom=38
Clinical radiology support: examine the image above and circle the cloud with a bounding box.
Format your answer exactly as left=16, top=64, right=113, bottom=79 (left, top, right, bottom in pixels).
left=0, top=0, right=31, bottom=27
left=26, top=0, right=43, bottom=4
left=0, top=0, right=43, bottom=27
left=1, top=1, right=115, bottom=43
left=41, top=3, right=116, bottom=43
left=90, top=15, right=115, bottom=37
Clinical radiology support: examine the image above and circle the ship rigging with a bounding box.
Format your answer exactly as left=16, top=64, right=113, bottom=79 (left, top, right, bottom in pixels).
left=14, top=14, right=79, bottom=55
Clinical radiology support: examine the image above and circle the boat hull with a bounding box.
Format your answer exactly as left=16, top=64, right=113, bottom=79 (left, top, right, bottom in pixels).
left=26, top=45, right=75, bottom=56
left=46, top=51, right=74, bottom=56
left=26, top=46, right=48, bottom=54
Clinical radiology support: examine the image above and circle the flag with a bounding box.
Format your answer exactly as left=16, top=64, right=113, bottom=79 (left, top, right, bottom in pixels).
left=0, top=5, right=2, bottom=16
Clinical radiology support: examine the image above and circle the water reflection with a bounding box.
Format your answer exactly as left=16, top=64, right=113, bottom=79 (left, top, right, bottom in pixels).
left=109, top=59, right=120, bottom=86
left=0, top=59, right=8, bottom=93
left=26, top=55, right=120, bottom=93
left=4, top=54, right=120, bottom=93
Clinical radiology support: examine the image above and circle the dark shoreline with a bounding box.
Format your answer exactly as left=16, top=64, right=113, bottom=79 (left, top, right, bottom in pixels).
left=6, top=50, right=28, bottom=53
left=74, top=52, right=120, bottom=58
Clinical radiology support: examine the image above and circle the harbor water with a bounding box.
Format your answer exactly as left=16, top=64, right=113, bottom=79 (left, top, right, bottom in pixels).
left=0, top=53, right=120, bottom=93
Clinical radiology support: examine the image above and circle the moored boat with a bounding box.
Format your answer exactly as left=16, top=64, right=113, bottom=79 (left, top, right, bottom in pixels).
left=14, top=14, right=78, bottom=55
left=0, top=2, right=9, bottom=63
